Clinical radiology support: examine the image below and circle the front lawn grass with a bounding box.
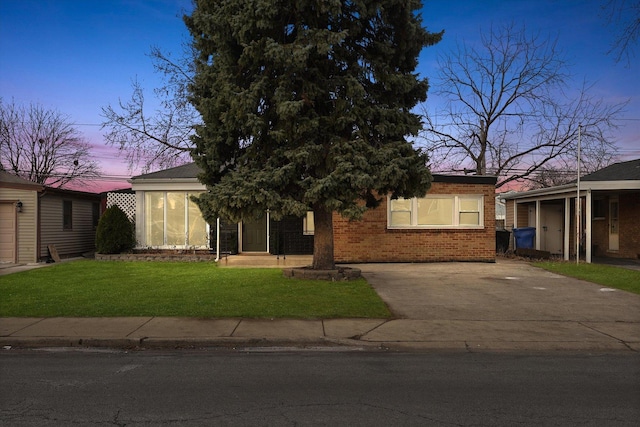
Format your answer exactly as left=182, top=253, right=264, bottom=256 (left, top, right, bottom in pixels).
left=534, top=261, right=640, bottom=295
left=0, top=260, right=391, bottom=318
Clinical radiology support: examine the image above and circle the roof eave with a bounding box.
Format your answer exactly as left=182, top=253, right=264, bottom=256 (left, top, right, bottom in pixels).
left=500, top=183, right=576, bottom=200
left=501, top=180, right=640, bottom=201
left=128, top=177, right=201, bottom=184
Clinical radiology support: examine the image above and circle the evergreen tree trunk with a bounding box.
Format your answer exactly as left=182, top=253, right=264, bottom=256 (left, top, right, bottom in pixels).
left=312, top=204, right=335, bottom=270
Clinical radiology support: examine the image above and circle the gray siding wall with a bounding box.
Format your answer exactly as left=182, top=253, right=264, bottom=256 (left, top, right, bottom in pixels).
left=39, top=194, right=98, bottom=259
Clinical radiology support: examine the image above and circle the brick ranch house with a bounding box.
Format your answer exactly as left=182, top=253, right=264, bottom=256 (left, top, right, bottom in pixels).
left=500, top=158, right=640, bottom=263
left=129, top=163, right=497, bottom=263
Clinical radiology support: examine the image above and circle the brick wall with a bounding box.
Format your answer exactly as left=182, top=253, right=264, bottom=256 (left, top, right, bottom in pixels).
left=618, top=192, right=640, bottom=259
left=591, top=211, right=608, bottom=257
left=333, top=179, right=496, bottom=263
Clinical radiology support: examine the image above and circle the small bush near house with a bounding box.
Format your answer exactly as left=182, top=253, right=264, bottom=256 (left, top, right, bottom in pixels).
left=96, top=205, right=136, bottom=254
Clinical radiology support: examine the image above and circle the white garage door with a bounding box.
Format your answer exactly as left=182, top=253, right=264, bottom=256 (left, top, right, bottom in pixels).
left=0, top=202, right=17, bottom=263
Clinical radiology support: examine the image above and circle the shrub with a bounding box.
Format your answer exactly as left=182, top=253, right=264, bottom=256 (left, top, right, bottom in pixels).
left=96, top=205, right=136, bottom=254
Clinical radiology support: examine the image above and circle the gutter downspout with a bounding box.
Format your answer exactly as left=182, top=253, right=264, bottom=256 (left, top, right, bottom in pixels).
left=266, top=210, right=270, bottom=253
left=214, top=217, right=220, bottom=262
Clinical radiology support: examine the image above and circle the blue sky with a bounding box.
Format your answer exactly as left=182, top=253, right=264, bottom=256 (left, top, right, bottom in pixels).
left=1, top=0, right=638, bottom=191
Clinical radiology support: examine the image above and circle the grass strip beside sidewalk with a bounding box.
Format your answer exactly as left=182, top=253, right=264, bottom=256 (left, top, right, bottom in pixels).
left=0, top=260, right=391, bottom=318
left=534, top=261, right=640, bottom=295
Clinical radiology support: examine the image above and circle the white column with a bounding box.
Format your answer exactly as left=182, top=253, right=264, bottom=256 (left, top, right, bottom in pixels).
left=586, top=190, right=592, bottom=263
left=564, top=197, right=571, bottom=261
left=266, top=210, right=270, bottom=253
left=184, top=193, right=189, bottom=247
left=535, top=200, right=541, bottom=250
left=135, top=191, right=145, bottom=248
left=512, top=201, right=518, bottom=251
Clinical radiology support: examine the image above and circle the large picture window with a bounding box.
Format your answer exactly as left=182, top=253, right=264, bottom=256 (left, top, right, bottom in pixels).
left=143, top=191, right=208, bottom=247
left=388, top=195, right=483, bottom=228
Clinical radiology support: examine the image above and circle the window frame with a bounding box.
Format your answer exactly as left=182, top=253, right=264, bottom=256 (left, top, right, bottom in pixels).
left=303, top=211, right=315, bottom=235
left=143, top=191, right=208, bottom=248
left=92, top=202, right=100, bottom=229
left=388, top=195, right=484, bottom=229
left=62, top=200, right=73, bottom=230
left=592, top=198, right=606, bottom=220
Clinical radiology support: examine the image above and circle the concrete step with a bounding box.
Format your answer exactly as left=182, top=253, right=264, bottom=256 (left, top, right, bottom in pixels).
left=219, top=254, right=313, bottom=268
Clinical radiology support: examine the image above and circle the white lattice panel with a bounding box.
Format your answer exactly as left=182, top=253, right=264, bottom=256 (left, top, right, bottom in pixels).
left=107, top=192, right=136, bottom=220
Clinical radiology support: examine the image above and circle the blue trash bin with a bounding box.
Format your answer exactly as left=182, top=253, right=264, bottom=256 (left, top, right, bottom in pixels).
left=513, top=227, right=535, bottom=249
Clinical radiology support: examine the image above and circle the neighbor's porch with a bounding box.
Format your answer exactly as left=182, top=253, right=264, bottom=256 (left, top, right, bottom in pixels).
left=505, top=189, right=629, bottom=263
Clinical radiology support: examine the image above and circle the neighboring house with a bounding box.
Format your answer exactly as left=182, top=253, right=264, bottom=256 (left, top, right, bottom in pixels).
left=130, top=163, right=497, bottom=262
left=500, top=158, right=640, bottom=262
left=0, top=171, right=102, bottom=263
left=0, top=171, right=42, bottom=264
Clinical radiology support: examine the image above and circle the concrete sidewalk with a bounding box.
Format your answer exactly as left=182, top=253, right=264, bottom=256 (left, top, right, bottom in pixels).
left=1, top=314, right=638, bottom=352
left=0, top=262, right=53, bottom=276
left=1, top=259, right=639, bottom=352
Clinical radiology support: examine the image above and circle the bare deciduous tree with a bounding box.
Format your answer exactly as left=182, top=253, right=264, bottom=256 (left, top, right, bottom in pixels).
left=421, top=23, right=627, bottom=189
left=525, top=142, right=618, bottom=189
left=101, top=46, right=199, bottom=173
left=602, top=0, right=639, bottom=65
left=0, top=99, right=100, bottom=188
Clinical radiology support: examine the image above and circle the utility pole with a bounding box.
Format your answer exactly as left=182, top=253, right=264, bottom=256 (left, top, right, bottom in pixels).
left=576, top=124, right=581, bottom=265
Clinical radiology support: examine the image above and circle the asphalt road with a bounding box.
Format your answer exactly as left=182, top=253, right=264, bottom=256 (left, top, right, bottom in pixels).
left=1, top=348, right=639, bottom=426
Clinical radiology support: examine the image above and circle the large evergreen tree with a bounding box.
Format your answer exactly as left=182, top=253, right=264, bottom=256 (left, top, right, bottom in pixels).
left=185, top=0, right=441, bottom=269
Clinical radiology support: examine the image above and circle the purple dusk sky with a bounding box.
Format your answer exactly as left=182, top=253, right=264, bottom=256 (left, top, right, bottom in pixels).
left=1, top=0, right=638, bottom=192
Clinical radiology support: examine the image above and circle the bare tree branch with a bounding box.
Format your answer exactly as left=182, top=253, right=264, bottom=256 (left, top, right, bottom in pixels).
left=419, top=23, right=627, bottom=188
left=0, top=99, right=100, bottom=188
left=101, top=46, right=199, bottom=173
left=602, top=0, right=639, bottom=66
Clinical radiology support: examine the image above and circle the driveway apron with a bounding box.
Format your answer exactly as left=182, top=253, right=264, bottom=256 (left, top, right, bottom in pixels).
left=353, top=259, right=640, bottom=350
left=356, top=259, right=640, bottom=322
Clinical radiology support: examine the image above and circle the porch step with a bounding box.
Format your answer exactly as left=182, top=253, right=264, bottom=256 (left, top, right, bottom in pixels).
left=219, top=255, right=313, bottom=268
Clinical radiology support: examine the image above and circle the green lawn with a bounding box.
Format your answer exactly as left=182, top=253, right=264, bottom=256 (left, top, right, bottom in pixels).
left=534, top=261, right=640, bottom=295
left=0, top=260, right=391, bottom=318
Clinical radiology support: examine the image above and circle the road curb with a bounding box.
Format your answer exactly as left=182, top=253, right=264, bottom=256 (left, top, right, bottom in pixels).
left=1, top=337, right=366, bottom=351
left=3, top=336, right=637, bottom=352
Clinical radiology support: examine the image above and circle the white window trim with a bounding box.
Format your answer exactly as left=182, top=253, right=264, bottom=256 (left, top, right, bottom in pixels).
left=387, top=195, right=484, bottom=229
left=139, top=190, right=210, bottom=249
left=303, top=211, right=315, bottom=235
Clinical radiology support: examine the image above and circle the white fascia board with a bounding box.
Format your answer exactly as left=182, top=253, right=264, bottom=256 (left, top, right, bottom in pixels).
left=131, top=179, right=206, bottom=192
left=500, top=184, right=576, bottom=201
left=501, top=180, right=640, bottom=202
left=581, top=180, right=640, bottom=191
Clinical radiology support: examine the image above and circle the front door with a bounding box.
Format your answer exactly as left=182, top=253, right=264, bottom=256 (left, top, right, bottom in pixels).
left=541, top=204, right=563, bottom=255
left=0, top=203, right=17, bottom=263
left=609, top=198, right=619, bottom=251
left=242, top=214, right=267, bottom=252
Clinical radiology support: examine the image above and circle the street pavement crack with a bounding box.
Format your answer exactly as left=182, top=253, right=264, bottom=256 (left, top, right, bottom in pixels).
left=125, top=317, right=154, bottom=338
left=578, top=321, right=637, bottom=351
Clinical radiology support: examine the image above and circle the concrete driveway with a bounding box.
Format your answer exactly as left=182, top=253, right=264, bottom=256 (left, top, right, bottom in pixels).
left=355, top=259, right=640, bottom=351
